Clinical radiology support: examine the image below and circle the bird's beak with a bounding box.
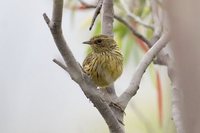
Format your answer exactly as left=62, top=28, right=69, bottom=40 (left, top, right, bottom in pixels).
left=83, top=40, right=92, bottom=45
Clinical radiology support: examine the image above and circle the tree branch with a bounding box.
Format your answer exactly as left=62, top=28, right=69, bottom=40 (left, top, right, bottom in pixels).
left=100, top=0, right=125, bottom=132
left=120, top=0, right=154, bottom=30
left=43, top=0, right=82, bottom=82
left=44, top=1, right=169, bottom=133
left=101, top=0, right=114, bottom=36
left=150, top=0, right=162, bottom=43
left=114, top=15, right=152, bottom=48
left=114, top=14, right=169, bottom=68
left=100, top=0, right=117, bottom=101
left=119, top=33, right=169, bottom=109
left=53, top=59, right=69, bottom=72
left=77, top=1, right=152, bottom=49
left=89, top=0, right=103, bottom=30
left=43, top=0, right=124, bottom=133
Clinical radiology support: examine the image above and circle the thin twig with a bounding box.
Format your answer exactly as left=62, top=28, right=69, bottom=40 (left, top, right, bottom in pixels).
left=78, top=1, right=152, bottom=48
left=43, top=13, right=50, bottom=26
left=43, top=0, right=123, bottom=133
left=89, top=0, right=103, bottom=30
left=119, top=33, right=169, bottom=109
left=150, top=0, right=162, bottom=43
left=114, top=15, right=152, bottom=48
left=120, top=0, right=154, bottom=30
left=53, top=59, right=69, bottom=72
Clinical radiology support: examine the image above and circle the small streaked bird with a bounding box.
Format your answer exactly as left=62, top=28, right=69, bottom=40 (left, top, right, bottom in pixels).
left=82, top=34, right=123, bottom=88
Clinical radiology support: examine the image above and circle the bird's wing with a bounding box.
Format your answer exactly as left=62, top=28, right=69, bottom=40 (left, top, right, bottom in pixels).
left=82, top=52, right=94, bottom=73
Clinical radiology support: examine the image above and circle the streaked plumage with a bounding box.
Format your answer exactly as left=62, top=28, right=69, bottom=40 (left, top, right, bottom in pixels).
left=82, top=34, right=123, bottom=87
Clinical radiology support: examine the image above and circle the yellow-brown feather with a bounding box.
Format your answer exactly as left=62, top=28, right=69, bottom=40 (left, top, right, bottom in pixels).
left=82, top=35, right=123, bottom=87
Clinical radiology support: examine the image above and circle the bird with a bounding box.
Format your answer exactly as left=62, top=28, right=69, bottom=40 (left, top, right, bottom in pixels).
left=82, top=34, right=123, bottom=88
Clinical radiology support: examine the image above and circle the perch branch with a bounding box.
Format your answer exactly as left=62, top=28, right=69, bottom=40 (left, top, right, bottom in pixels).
left=119, top=33, right=169, bottom=109
left=101, top=0, right=114, bottom=36
left=43, top=0, right=123, bottom=133
left=101, top=0, right=125, bottom=132
left=43, top=0, right=82, bottom=82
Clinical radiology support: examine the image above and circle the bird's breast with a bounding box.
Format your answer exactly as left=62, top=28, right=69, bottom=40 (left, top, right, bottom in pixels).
left=90, top=50, right=123, bottom=87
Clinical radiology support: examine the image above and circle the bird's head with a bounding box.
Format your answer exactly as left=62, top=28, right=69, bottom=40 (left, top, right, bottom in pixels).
left=83, top=34, right=117, bottom=53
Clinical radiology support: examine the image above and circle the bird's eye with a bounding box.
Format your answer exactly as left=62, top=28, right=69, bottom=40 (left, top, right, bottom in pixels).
left=95, top=39, right=102, bottom=44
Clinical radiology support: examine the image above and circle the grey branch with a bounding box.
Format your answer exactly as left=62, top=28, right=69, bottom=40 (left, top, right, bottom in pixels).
left=114, top=15, right=152, bottom=48
left=150, top=0, right=162, bottom=44
left=120, top=0, right=154, bottom=30
left=43, top=0, right=82, bottom=82
left=53, top=59, right=69, bottom=72
left=119, top=33, right=169, bottom=109
left=44, top=0, right=169, bottom=133
left=79, top=1, right=151, bottom=48
left=101, top=0, right=125, bottom=132
left=101, top=0, right=114, bottom=36
left=43, top=0, right=123, bottom=133
left=89, top=0, right=103, bottom=30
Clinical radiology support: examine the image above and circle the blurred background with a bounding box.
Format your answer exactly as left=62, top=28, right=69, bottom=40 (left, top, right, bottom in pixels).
left=0, top=0, right=176, bottom=133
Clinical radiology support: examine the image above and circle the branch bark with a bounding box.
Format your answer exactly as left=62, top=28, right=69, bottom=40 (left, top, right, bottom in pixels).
left=120, top=0, right=154, bottom=30
left=43, top=0, right=124, bottom=133
left=89, top=0, right=103, bottom=30
left=101, top=0, right=125, bottom=132
left=150, top=0, right=162, bottom=42
left=44, top=0, right=170, bottom=133
left=114, top=15, right=152, bottom=48
left=53, top=59, right=69, bottom=72
left=101, top=0, right=114, bottom=36
left=77, top=1, right=152, bottom=49
left=43, top=1, right=82, bottom=82
left=119, top=33, right=169, bottom=109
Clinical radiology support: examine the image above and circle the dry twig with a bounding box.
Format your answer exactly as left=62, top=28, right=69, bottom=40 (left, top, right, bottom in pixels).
left=89, top=0, right=103, bottom=30
left=43, top=0, right=170, bottom=133
left=120, top=0, right=154, bottom=30
left=43, top=1, right=123, bottom=133
left=114, top=15, right=152, bottom=48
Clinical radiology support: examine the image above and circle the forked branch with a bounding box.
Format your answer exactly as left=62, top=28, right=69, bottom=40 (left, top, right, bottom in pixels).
left=119, top=33, right=169, bottom=109
left=43, top=0, right=169, bottom=133
left=43, top=0, right=123, bottom=133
